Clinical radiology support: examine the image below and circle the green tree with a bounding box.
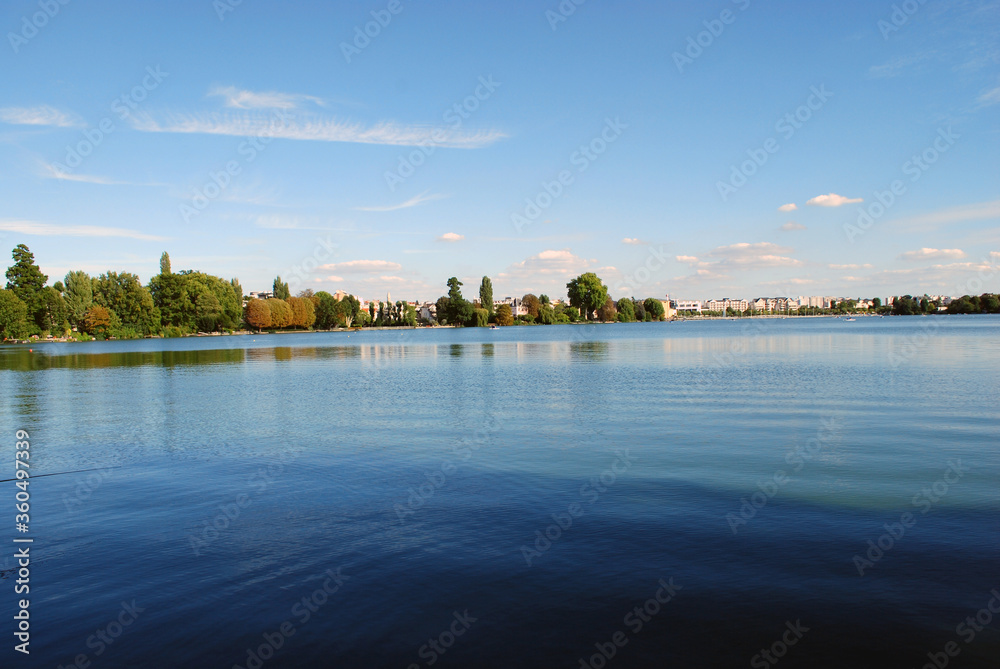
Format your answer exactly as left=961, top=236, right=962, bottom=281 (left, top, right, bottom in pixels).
left=980, top=293, right=1000, bottom=313
left=434, top=296, right=450, bottom=324
left=522, top=294, right=540, bottom=319
left=616, top=297, right=635, bottom=322
left=566, top=273, right=608, bottom=321
left=496, top=303, right=514, bottom=326
left=539, top=294, right=550, bottom=305
left=5, top=244, right=47, bottom=331
left=195, top=292, right=222, bottom=332
left=149, top=272, right=191, bottom=330
left=63, top=270, right=93, bottom=327
left=539, top=303, right=556, bottom=324
left=644, top=297, right=665, bottom=321
left=472, top=307, right=489, bottom=327
left=39, top=287, right=68, bottom=333
left=872, top=297, right=882, bottom=310
left=633, top=298, right=646, bottom=322
left=404, top=304, right=417, bottom=327
left=160, top=252, right=171, bottom=275
left=446, top=277, right=473, bottom=326
left=314, top=291, right=339, bottom=329
left=93, top=271, right=159, bottom=334
left=0, top=289, right=28, bottom=339
left=272, top=276, right=290, bottom=301
left=479, top=276, right=494, bottom=314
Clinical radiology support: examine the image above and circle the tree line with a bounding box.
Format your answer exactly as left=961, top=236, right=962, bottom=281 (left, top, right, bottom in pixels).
left=431, top=272, right=667, bottom=326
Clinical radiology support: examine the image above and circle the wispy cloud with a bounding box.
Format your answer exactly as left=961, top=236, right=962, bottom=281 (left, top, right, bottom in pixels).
left=318, top=260, right=402, bottom=273
left=130, top=111, right=506, bottom=149
left=622, top=237, right=646, bottom=245
left=778, top=203, right=798, bottom=212
left=806, top=193, right=863, bottom=207
left=0, top=220, right=167, bottom=241
left=979, top=85, right=1000, bottom=107
left=0, top=105, right=81, bottom=128
left=829, top=263, right=873, bottom=270
left=39, top=162, right=127, bottom=185
left=355, top=191, right=447, bottom=212
left=867, top=52, right=932, bottom=79
left=780, top=221, right=806, bottom=231
left=899, top=247, right=966, bottom=261
left=436, top=232, right=464, bottom=242
left=209, top=86, right=324, bottom=110
left=892, top=200, right=1000, bottom=232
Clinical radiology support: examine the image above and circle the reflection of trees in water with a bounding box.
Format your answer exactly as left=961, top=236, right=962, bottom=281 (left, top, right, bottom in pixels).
left=569, top=341, right=609, bottom=361
left=0, top=347, right=249, bottom=371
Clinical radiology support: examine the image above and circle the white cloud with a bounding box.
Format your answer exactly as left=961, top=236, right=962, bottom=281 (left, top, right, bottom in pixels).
left=829, top=263, right=874, bottom=270
left=688, top=242, right=804, bottom=269
left=355, top=192, right=447, bottom=212
left=130, top=111, right=506, bottom=149
left=778, top=203, right=798, bottom=212
left=436, top=232, right=464, bottom=242
left=676, top=255, right=699, bottom=264
left=806, top=193, right=863, bottom=207
left=0, top=105, right=81, bottom=127
left=209, top=86, right=324, bottom=110
left=780, top=221, right=806, bottom=231
left=979, top=85, right=1000, bottom=107
left=318, top=260, right=402, bottom=273
left=898, top=248, right=967, bottom=261
left=622, top=237, right=645, bottom=245
left=0, top=219, right=166, bottom=241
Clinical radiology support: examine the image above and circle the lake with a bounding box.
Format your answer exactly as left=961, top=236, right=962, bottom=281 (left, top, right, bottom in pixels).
left=1, top=317, right=998, bottom=668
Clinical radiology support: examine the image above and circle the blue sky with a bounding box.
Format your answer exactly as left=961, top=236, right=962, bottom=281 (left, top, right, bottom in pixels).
left=1, top=0, right=997, bottom=302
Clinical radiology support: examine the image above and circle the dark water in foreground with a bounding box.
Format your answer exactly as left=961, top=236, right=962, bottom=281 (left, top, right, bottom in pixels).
left=1, top=317, right=998, bottom=668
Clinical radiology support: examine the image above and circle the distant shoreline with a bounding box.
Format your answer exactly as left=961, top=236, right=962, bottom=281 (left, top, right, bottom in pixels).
left=4, top=312, right=972, bottom=345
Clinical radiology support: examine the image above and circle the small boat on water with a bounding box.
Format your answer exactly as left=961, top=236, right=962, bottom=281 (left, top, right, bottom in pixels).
left=845, top=317, right=856, bottom=322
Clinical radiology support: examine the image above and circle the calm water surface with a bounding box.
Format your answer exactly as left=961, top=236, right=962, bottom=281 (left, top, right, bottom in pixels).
left=1, top=317, right=998, bottom=668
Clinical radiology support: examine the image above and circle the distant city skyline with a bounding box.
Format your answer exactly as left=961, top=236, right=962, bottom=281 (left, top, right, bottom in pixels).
left=1, top=1, right=997, bottom=302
